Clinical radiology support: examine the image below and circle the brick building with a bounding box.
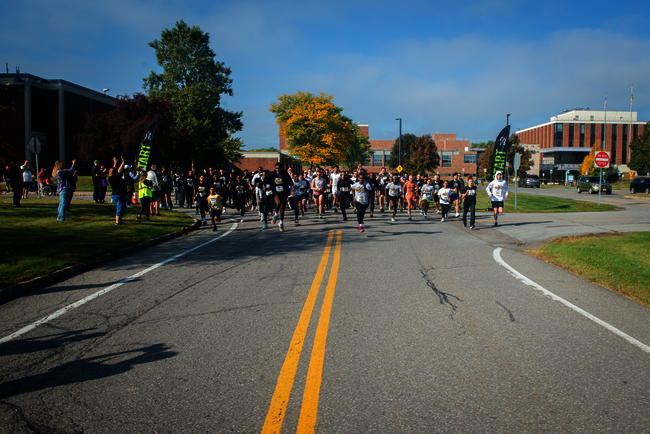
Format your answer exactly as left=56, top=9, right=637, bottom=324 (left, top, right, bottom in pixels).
left=0, top=73, right=116, bottom=171
left=516, top=109, right=646, bottom=180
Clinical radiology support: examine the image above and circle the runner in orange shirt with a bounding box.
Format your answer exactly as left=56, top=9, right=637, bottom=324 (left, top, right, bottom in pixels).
left=403, top=175, right=419, bottom=220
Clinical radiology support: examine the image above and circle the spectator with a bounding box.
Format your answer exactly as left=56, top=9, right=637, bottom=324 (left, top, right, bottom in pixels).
left=123, top=165, right=139, bottom=208
left=67, top=169, right=79, bottom=212
left=147, top=164, right=161, bottom=216
left=8, top=162, right=23, bottom=207
left=91, top=160, right=104, bottom=203
left=21, top=160, right=34, bottom=199
left=100, top=164, right=109, bottom=203
left=38, top=168, right=48, bottom=196
left=53, top=159, right=76, bottom=221
left=108, top=157, right=128, bottom=225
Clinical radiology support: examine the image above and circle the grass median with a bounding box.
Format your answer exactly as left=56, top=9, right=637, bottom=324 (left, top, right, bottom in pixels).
left=0, top=196, right=195, bottom=289
left=529, top=232, right=650, bottom=305
left=473, top=192, right=617, bottom=213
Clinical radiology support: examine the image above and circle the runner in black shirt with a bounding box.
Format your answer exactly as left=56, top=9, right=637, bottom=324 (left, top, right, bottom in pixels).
left=195, top=174, right=210, bottom=225
left=432, top=174, right=443, bottom=214
left=184, top=172, right=196, bottom=208
left=336, top=171, right=353, bottom=221
left=461, top=177, right=477, bottom=229
left=449, top=172, right=465, bottom=218
left=230, top=174, right=250, bottom=222
left=265, top=163, right=292, bottom=231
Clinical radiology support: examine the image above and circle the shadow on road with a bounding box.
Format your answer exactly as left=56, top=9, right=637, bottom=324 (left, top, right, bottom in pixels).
left=0, top=341, right=178, bottom=399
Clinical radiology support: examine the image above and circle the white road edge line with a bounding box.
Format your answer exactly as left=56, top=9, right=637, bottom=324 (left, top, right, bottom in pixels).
left=493, top=247, right=650, bottom=355
left=0, top=220, right=239, bottom=345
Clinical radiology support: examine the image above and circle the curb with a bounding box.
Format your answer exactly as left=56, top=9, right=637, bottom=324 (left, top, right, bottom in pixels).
left=0, top=217, right=202, bottom=304
left=624, top=194, right=650, bottom=201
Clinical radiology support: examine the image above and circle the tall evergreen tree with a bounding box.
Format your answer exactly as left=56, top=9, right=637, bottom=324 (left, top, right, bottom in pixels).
left=143, top=20, right=243, bottom=169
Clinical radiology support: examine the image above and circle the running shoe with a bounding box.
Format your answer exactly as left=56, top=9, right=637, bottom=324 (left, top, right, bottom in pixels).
left=369, top=213, right=374, bottom=218
left=212, top=226, right=217, bottom=232
left=420, top=210, right=423, bottom=214
left=272, top=214, right=277, bottom=224
left=240, top=217, right=244, bottom=223
left=334, top=207, right=338, bottom=213
left=391, top=217, right=395, bottom=222
left=359, top=224, right=364, bottom=233
left=300, top=212, right=304, bottom=217
left=424, top=213, right=427, bottom=218
left=319, top=214, right=322, bottom=219
left=441, top=217, right=445, bottom=222
left=279, top=222, right=284, bottom=232
left=295, top=218, right=299, bottom=224
left=260, top=215, right=264, bottom=222
left=343, top=216, right=348, bottom=221
left=262, top=223, right=267, bottom=229
left=437, top=210, right=441, bottom=214
left=455, top=212, right=460, bottom=217
left=470, top=225, right=475, bottom=229
left=494, top=221, right=498, bottom=227
left=408, top=215, right=412, bottom=220
left=380, top=207, right=384, bottom=212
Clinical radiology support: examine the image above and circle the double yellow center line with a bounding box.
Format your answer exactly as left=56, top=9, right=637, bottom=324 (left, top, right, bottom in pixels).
left=262, top=230, right=343, bottom=434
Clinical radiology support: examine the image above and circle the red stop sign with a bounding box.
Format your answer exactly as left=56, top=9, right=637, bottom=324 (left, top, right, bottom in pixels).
left=594, top=151, right=610, bottom=168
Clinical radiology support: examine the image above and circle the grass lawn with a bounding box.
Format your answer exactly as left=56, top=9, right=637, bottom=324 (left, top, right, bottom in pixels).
left=529, top=232, right=650, bottom=305
left=473, top=192, right=617, bottom=213
left=0, top=196, right=194, bottom=288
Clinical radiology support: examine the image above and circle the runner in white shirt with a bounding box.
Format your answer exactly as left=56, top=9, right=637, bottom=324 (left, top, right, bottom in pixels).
left=351, top=172, right=372, bottom=232
left=438, top=181, right=451, bottom=222
left=330, top=165, right=341, bottom=213
left=420, top=179, right=435, bottom=218
left=386, top=176, right=403, bottom=222
left=486, top=170, right=509, bottom=227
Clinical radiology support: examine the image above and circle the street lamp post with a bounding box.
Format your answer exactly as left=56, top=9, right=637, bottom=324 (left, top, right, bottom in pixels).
left=396, top=118, right=402, bottom=167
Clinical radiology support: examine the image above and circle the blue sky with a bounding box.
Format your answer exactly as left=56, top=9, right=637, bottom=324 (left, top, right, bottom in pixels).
left=2, top=0, right=649, bottom=148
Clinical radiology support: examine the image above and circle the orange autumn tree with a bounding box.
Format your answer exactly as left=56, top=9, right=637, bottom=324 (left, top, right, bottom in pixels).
left=269, top=91, right=354, bottom=167
left=580, top=142, right=601, bottom=176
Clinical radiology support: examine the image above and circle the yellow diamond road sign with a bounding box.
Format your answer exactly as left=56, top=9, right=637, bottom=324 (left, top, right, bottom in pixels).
left=396, top=165, right=403, bottom=173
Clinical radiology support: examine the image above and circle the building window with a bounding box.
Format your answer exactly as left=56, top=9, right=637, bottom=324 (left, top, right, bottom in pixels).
left=373, top=153, right=383, bottom=165
left=611, top=124, right=617, bottom=163
left=554, top=123, right=563, bottom=147
left=590, top=115, right=594, bottom=121
left=622, top=125, right=628, bottom=165
left=464, top=154, right=477, bottom=164
left=590, top=124, right=596, bottom=146
left=580, top=124, right=585, bottom=147
left=568, top=123, right=574, bottom=147
left=441, top=152, right=452, bottom=168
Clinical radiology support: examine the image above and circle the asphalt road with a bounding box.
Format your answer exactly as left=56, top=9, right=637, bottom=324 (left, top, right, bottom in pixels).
left=1, top=199, right=649, bottom=433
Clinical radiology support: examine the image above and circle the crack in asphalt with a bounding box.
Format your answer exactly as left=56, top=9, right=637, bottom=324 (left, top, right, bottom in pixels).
left=419, top=270, right=463, bottom=318
left=496, top=301, right=516, bottom=322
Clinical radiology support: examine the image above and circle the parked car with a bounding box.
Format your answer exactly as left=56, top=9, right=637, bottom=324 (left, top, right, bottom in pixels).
left=518, top=174, right=541, bottom=188
left=576, top=176, right=612, bottom=194
left=629, top=177, right=650, bottom=194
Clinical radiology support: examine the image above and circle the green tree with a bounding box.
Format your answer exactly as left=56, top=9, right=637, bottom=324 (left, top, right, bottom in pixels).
left=340, top=116, right=373, bottom=170
left=143, top=20, right=243, bottom=169
left=471, top=140, right=494, bottom=149
left=248, top=147, right=279, bottom=152
left=629, top=122, right=650, bottom=173
left=506, top=134, right=534, bottom=178
left=387, top=133, right=417, bottom=169
left=404, top=134, right=440, bottom=175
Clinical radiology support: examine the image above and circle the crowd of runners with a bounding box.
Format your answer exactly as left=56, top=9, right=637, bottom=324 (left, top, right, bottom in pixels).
left=157, top=163, right=510, bottom=233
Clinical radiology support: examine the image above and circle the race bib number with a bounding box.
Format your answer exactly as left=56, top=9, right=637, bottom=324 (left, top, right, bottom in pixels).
left=340, top=187, right=348, bottom=192
left=276, top=185, right=284, bottom=192
left=187, top=180, right=193, bottom=187
left=389, top=188, right=397, bottom=196
left=236, top=186, right=243, bottom=193
left=424, top=193, right=432, bottom=199
left=266, top=190, right=273, bottom=196
left=210, top=198, right=217, bottom=205
left=357, top=193, right=367, bottom=203
left=467, top=190, right=475, bottom=196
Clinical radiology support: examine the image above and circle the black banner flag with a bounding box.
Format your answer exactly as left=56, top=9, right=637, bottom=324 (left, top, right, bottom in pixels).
left=136, top=120, right=157, bottom=172
left=491, top=125, right=511, bottom=180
